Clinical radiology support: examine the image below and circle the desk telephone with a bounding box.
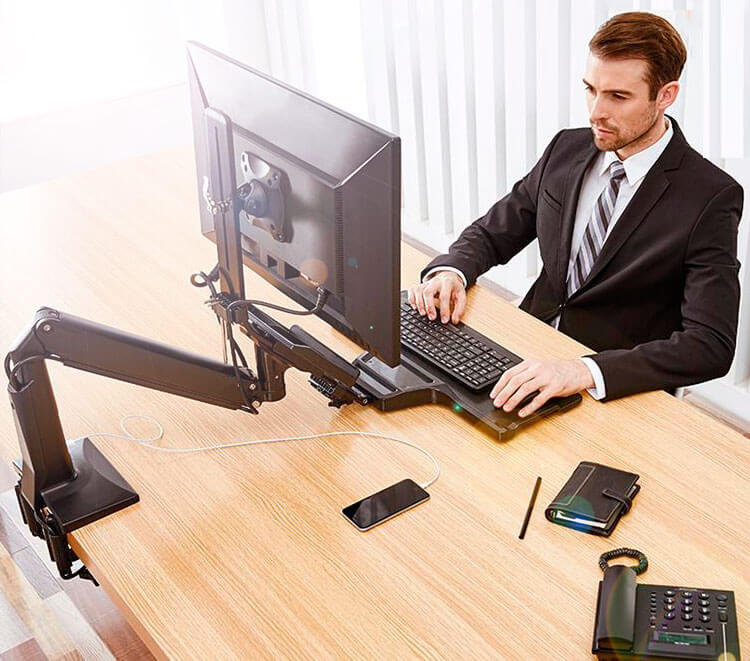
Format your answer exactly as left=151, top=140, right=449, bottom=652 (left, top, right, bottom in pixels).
left=593, top=549, right=741, bottom=661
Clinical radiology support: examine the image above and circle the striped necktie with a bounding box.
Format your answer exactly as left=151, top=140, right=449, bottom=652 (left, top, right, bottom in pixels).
left=567, top=160, right=626, bottom=295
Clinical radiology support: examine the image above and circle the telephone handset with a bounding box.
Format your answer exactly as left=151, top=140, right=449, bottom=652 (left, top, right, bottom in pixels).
left=592, top=548, right=741, bottom=660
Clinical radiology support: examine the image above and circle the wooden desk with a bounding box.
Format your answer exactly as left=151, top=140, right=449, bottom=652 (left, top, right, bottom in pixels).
left=1, top=148, right=747, bottom=659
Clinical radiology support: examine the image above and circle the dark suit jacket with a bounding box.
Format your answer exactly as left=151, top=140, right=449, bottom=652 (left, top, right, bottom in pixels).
left=421, top=116, right=743, bottom=400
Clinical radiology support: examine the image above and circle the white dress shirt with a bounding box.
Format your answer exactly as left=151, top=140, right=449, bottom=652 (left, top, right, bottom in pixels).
left=424, top=117, right=674, bottom=400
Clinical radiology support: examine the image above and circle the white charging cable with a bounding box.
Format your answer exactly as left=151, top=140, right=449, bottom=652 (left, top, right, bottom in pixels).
left=75, top=414, right=441, bottom=490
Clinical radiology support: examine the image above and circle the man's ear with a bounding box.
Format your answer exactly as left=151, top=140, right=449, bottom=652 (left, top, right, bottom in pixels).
left=657, top=81, right=680, bottom=111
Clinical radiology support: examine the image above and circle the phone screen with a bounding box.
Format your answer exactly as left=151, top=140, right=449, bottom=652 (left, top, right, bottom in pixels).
left=342, top=479, right=429, bottom=531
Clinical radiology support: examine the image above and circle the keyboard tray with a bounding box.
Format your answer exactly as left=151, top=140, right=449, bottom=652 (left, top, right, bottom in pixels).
left=353, top=351, right=582, bottom=441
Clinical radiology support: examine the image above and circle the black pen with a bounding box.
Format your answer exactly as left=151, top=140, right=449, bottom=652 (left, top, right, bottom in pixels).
left=519, top=476, right=542, bottom=539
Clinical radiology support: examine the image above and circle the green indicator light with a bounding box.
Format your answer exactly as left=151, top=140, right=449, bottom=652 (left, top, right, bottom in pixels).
left=369, top=325, right=374, bottom=330
left=453, top=404, right=462, bottom=412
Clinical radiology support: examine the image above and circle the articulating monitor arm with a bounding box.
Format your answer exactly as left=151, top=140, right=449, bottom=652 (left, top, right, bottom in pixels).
left=5, top=303, right=371, bottom=583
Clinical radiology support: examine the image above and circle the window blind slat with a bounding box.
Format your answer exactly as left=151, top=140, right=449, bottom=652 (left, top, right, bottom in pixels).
left=492, top=0, right=507, bottom=198
left=745, top=0, right=750, bottom=158
left=408, top=0, right=429, bottom=223
left=558, top=0, right=571, bottom=129
left=524, top=1, right=539, bottom=277
left=383, top=0, right=400, bottom=134
left=463, top=0, right=479, bottom=221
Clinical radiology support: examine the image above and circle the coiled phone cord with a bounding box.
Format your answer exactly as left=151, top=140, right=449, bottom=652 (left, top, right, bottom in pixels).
left=599, top=548, right=648, bottom=574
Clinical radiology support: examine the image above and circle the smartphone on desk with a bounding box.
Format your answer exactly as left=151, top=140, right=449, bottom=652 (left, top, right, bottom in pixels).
left=342, top=479, right=429, bottom=531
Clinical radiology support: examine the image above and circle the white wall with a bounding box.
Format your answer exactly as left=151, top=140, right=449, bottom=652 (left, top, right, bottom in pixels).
left=0, top=0, right=231, bottom=192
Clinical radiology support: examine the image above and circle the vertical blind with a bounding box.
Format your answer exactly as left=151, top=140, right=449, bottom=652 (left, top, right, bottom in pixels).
left=232, top=0, right=750, bottom=403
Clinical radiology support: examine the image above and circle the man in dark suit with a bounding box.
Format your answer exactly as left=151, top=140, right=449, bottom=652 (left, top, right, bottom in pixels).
left=408, top=12, right=743, bottom=418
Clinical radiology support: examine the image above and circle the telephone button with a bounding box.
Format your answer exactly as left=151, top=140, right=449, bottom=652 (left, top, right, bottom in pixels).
left=681, top=613, right=693, bottom=621
left=682, top=591, right=694, bottom=598
left=717, top=594, right=728, bottom=601
left=682, top=605, right=693, bottom=614
left=664, top=590, right=676, bottom=597
left=664, top=596, right=675, bottom=604
left=681, top=598, right=693, bottom=606
left=699, top=606, right=710, bottom=614
left=700, top=615, right=711, bottom=622
left=665, top=604, right=676, bottom=611
left=699, top=592, right=710, bottom=599
left=719, top=612, right=728, bottom=622
left=699, top=599, right=710, bottom=607
left=664, top=611, right=676, bottom=620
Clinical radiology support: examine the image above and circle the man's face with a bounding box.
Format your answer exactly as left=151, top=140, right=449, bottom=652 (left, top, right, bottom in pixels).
left=583, top=54, right=660, bottom=153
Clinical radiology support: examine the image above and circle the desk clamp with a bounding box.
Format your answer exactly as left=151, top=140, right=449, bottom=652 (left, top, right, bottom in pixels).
left=13, top=479, right=98, bottom=584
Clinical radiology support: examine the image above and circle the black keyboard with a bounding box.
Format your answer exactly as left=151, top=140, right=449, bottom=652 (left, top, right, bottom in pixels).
left=400, top=302, right=520, bottom=392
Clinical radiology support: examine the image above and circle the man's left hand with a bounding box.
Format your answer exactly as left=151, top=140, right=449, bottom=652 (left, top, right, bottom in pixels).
left=490, top=358, right=595, bottom=417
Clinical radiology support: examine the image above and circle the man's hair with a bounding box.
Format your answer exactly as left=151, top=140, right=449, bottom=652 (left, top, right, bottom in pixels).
left=589, top=12, right=687, bottom=100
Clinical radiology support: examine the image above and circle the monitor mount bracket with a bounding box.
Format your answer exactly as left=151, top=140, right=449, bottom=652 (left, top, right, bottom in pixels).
left=238, top=150, right=289, bottom=242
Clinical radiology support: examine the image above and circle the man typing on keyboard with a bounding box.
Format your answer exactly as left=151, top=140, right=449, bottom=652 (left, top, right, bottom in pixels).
left=408, top=12, right=742, bottom=419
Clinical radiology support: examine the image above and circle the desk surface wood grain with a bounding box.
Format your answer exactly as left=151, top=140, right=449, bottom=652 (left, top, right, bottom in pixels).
left=0, top=148, right=747, bottom=659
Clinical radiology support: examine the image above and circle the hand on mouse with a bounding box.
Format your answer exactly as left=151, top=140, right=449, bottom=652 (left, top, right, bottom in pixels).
left=490, top=358, right=595, bottom=417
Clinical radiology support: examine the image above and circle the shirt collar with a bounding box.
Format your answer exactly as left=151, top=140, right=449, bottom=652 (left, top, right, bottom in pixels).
left=598, top=117, right=674, bottom=185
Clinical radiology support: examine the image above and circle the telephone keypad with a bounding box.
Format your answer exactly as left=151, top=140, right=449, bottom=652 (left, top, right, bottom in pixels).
left=635, top=582, right=738, bottom=661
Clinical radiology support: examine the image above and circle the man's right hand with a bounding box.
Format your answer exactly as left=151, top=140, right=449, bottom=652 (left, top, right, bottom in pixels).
left=407, top=271, right=467, bottom=324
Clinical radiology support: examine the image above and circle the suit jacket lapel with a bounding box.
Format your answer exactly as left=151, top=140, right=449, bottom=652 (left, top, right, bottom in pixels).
left=571, top=114, right=689, bottom=297
left=557, top=143, right=598, bottom=295
left=578, top=170, right=669, bottom=291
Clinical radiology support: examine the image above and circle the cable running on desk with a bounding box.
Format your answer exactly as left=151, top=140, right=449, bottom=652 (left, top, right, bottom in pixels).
left=75, top=414, right=441, bottom=490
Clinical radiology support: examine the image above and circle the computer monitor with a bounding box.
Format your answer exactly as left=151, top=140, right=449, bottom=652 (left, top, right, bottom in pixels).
left=186, top=42, right=401, bottom=367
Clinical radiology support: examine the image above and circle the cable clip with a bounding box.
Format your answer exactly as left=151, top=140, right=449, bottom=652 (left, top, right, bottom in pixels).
left=202, top=176, right=233, bottom=215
